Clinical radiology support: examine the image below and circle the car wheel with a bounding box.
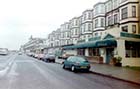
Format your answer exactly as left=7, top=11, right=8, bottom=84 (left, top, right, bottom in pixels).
left=85, top=69, right=90, bottom=72
left=45, top=59, right=48, bottom=62
left=71, top=66, right=75, bottom=72
left=63, top=64, right=66, bottom=69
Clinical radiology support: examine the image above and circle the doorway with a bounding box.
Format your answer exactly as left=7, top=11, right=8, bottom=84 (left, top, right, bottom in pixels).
left=106, top=48, right=114, bottom=64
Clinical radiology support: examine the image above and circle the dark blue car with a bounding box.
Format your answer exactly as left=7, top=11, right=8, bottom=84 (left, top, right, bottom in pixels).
left=63, top=56, right=90, bottom=72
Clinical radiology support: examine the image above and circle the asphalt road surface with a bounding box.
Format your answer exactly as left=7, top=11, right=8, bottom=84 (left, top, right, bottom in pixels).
left=0, top=54, right=140, bottom=89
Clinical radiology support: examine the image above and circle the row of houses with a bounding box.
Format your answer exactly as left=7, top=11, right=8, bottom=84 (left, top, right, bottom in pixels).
left=22, top=0, right=140, bottom=67
left=21, top=36, right=47, bottom=54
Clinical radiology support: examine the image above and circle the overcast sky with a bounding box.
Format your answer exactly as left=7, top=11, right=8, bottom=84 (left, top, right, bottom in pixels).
left=0, top=0, right=106, bottom=50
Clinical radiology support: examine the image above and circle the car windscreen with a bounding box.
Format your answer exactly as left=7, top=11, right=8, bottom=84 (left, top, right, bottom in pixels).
left=46, top=54, right=55, bottom=57
left=75, top=57, right=87, bottom=62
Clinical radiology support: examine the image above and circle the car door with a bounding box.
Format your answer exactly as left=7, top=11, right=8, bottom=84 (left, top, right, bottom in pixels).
left=64, top=57, right=73, bottom=68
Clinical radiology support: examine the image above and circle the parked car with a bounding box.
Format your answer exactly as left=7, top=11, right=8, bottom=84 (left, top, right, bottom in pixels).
left=27, top=52, right=34, bottom=57
left=37, top=53, right=44, bottom=60
left=62, top=56, right=90, bottom=72
left=60, top=53, right=74, bottom=60
left=18, top=52, right=22, bottom=55
left=43, top=53, right=55, bottom=62
left=34, top=53, right=39, bottom=58
left=0, top=48, right=8, bottom=55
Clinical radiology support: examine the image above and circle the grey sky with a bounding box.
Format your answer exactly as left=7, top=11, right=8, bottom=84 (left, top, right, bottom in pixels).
left=0, top=0, right=106, bottom=50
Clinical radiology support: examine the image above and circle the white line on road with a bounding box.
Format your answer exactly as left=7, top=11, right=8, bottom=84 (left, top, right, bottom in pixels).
left=7, top=62, right=18, bottom=89
left=0, top=54, right=17, bottom=77
left=32, top=62, right=77, bottom=89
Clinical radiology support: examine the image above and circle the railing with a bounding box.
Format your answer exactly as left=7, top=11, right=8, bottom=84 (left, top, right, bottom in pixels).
left=77, top=39, right=85, bottom=43
left=88, top=36, right=101, bottom=41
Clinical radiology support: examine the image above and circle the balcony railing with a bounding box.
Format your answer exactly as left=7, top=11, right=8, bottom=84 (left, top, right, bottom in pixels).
left=77, top=39, right=85, bottom=43
left=88, top=36, right=101, bottom=41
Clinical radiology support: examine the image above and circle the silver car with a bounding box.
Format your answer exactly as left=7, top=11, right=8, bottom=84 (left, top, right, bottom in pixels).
left=43, top=54, right=55, bottom=63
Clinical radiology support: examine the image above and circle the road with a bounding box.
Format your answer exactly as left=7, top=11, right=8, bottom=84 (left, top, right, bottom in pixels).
left=0, top=54, right=140, bottom=89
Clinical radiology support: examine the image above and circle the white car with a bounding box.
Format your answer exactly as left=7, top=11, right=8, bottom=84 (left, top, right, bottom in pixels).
left=0, top=48, right=8, bottom=55
left=18, top=52, right=22, bottom=55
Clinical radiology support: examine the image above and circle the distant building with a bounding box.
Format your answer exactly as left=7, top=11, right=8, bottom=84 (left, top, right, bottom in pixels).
left=22, top=36, right=46, bottom=54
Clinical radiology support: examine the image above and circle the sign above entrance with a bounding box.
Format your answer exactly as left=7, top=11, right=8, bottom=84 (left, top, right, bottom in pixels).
left=96, top=39, right=117, bottom=47
left=121, top=32, right=140, bottom=39
left=63, top=39, right=117, bottom=49
left=96, top=41, right=108, bottom=47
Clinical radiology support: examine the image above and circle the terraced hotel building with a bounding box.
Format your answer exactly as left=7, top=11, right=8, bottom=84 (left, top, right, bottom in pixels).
left=47, top=0, right=140, bottom=67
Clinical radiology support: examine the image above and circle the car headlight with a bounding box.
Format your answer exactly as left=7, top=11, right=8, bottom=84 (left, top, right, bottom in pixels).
left=74, top=62, right=80, bottom=65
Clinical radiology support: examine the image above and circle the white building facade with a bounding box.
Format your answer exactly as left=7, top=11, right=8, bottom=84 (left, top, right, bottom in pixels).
left=22, top=36, right=46, bottom=54
left=69, top=17, right=80, bottom=44
left=47, top=0, right=140, bottom=67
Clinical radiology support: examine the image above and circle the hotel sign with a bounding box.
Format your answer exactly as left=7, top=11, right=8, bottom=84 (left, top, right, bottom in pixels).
left=95, top=39, right=117, bottom=47
left=121, top=32, right=140, bottom=39
left=96, top=42, right=108, bottom=47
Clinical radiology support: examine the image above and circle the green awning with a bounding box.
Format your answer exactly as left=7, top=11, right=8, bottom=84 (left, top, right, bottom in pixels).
left=63, top=41, right=96, bottom=49
left=63, top=39, right=117, bottom=49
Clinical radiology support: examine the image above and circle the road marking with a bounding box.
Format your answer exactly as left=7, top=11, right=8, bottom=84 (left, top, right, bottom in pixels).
left=0, top=54, right=17, bottom=77
left=7, top=63, right=18, bottom=89
left=32, top=62, right=76, bottom=89
left=15, top=60, right=34, bottom=63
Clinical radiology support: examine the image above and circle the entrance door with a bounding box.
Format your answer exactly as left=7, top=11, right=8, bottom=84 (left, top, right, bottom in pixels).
left=106, top=48, right=114, bottom=64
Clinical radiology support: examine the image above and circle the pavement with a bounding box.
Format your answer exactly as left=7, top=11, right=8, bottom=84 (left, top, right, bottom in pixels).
left=55, top=58, right=140, bottom=85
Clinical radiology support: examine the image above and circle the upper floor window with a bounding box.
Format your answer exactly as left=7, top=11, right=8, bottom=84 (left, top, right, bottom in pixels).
left=132, top=25, right=136, bottom=33
left=67, top=24, right=70, bottom=29
left=88, top=12, right=91, bottom=20
left=108, top=1, right=112, bottom=11
left=80, top=26, right=83, bottom=34
left=122, top=26, right=128, bottom=32
left=100, top=5, right=105, bottom=14
left=88, top=23, right=91, bottom=31
left=108, top=16, right=113, bottom=25
left=67, top=32, right=70, bottom=37
left=75, top=20, right=78, bottom=26
left=114, top=0, right=118, bottom=9
left=101, top=18, right=104, bottom=27
left=71, top=30, right=73, bottom=36
left=72, top=22, right=74, bottom=26
left=121, top=7, right=128, bottom=20
left=84, top=24, right=86, bottom=32
left=75, top=29, right=78, bottom=35
left=132, top=6, right=136, bottom=17
left=114, top=14, right=118, bottom=24
left=84, top=14, right=86, bottom=20
left=95, top=19, right=98, bottom=28
left=94, top=7, right=98, bottom=15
